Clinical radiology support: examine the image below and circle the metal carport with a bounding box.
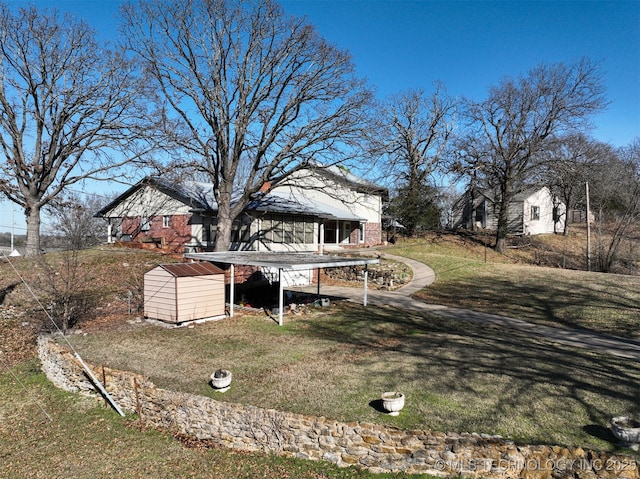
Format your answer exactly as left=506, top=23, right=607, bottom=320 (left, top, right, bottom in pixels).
left=183, top=251, right=380, bottom=326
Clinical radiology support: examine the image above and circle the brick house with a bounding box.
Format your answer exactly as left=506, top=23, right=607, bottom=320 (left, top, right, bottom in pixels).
left=95, top=165, right=388, bottom=253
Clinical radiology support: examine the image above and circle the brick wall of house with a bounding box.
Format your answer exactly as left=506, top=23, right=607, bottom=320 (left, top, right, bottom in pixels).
left=121, top=214, right=192, bottom=252
left=121, top=217, right=140, bottom=237
left=365, top=222, right=382, bottom=246
left=340, top=222, right=382, bottom=249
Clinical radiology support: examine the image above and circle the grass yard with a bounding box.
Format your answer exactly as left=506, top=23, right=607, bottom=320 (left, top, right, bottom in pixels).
left=3, top=232, right=640, bottom=477
left=389, top=236, right=640, bottom=340
left=66, top=301, right=640, bottom=454
left=0, top=342, right=430, bottom=478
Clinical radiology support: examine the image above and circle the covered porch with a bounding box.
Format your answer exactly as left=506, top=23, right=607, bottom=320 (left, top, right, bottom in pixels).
left=183, top=251, right=380, bottom=326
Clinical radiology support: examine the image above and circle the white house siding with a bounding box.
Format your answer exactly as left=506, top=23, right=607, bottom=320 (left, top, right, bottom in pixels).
left=261, top=268, right=313, bottom=287
left=272, top=170, right=383, bottom=247
left=522, top=188, right=565, bottom=235
left=279, top=171, right=381, bottom=224
left=144, top=268, right=178, bottom=322
left=451, top=187, right=565, bottom=236
left=108, top=186, right=192, bottom=218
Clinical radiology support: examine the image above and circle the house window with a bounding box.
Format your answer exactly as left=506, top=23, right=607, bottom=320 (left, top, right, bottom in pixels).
left=474, top=202, right=485, bottom=227
left=141, top=214, right=150, bottom=231
left=231, top=219, right=251, bottom=243
left=531, top=206, right=540, bottom=221
left=162, top=216, right=171, bottom=228
left=304, top=219, right=314, bottom=244
left=340, top=222, right=352, bottom=243
left=262, top=215, right=315, bottom=244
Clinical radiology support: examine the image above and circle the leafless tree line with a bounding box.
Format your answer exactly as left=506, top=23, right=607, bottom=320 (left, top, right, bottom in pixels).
left=0, top=0, right=636, bottom=269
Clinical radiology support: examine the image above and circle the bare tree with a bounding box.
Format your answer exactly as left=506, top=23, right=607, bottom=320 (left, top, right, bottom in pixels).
left=45, top=193, right=108, bottom=250
left=589, top=139, right=640, bottom=272
left=120, top=0, right=372, bottom=251
left=454, top=59, right=607, bottom=252
left=371, top=85, right=455, bottom=235
left=0, top=4, right=145, bottom=257
left=541, top=134, right=610, bottom=235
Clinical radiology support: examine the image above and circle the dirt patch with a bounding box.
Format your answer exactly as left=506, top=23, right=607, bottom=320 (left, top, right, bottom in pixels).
left=0, top=310, right=37, bottom=368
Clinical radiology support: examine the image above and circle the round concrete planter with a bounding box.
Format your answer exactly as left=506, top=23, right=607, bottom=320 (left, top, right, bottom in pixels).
left=381, top=391, right=405, bottom=416
left=210, top=369, right=232, bottom=392
left=611, top=416, right=640, bottom=450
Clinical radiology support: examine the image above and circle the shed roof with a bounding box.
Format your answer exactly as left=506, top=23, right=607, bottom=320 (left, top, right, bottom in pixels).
left=183, top=251, right=379, bottom=271
left=156, top=262, right=224, bottom=277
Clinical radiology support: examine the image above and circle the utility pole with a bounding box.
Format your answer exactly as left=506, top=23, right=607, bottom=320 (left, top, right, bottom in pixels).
left=9, top=204, right=20, bottom=257
left=585, top=181, right=591, bottom=272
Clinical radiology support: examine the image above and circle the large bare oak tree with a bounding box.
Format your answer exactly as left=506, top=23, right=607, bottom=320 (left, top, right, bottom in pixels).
left=120, top=0, right=372, bottom=251
left=372, top=85, right=456, bottom=235
left=454, top=58, right=607, bottom=253
left=0, top=4, right=144, bottom=256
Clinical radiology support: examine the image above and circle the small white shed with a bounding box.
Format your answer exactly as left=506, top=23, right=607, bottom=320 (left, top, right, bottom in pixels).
left=144, top=262, right=225, bottom=324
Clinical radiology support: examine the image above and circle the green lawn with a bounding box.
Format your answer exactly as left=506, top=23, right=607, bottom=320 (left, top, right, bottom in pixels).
left=0, top=357, right=432, bottom=479
left=3, top=236, right=640, bottom=478
left=388, top=238, right=640, bottom=339
left=66, top=301, right=640, bottom=454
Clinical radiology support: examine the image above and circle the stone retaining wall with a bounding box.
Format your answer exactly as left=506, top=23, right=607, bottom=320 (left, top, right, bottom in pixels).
left=38, top=336, right=638, bottom=478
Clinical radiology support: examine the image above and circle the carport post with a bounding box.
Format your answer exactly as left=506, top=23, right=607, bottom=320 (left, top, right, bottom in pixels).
left=278, top=268, right=284, bottom=326
left=229, top=264, right=235, bottom=317
left=364, top=264, right=368, bottom=307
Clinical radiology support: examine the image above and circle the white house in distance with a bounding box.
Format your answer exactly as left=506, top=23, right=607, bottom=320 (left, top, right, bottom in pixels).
left=450, top=186, right=565, bottom=235
left=95, top=164, right=388, bottom=254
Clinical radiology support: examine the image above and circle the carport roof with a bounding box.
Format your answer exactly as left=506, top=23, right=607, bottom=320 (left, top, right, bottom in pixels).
left=183, top=251, right=380, bottom=271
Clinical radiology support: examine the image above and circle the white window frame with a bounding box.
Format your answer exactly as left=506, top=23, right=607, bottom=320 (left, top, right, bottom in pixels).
left=531, top=205, right=540, bottom=221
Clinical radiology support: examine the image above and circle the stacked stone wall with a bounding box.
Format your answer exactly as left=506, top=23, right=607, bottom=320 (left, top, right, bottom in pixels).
left=37, top=337, right=638, bottom=478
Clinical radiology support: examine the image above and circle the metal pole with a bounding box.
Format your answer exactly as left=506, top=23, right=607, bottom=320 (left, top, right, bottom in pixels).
left=278, top=268, right=284, bottom=326
left=586, top=182, right=591, bottom=272
left=363, top=265, right=368, bottom=307
left=229, top=264, right=235, bottom=317
left=74, top=353, right=125, bottom=417
left=11, top=205, right=14, bottom=251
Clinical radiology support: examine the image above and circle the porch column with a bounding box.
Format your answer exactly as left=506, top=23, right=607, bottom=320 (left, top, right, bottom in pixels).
left=363, top=264, right=368, bottom=307
left=229, top=264, right=235, bottom=318
left=278, top=268, right=284, bottom=326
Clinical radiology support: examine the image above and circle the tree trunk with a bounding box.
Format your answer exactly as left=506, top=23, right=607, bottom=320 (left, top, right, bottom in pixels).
left=214, top=214, right=233, bottom=252
left=213, top=185, right=235, bottom=252
left=494, top=189, right=511, bottom=254
left=24, top=204, right=42, bottom=257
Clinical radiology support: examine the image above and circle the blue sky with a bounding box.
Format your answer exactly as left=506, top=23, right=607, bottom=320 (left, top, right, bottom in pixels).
left=280, top=0, right=639, bottom=147
left=1, top=0, right=639, bottom=233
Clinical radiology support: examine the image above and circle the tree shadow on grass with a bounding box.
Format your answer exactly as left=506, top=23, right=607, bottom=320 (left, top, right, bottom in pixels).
left=301, top=302, right=640, bottom=448
left=413, top=268, right=640, bottom=340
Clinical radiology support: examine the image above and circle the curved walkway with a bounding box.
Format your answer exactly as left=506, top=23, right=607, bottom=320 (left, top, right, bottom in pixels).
left=314, top=252, right=640, bottom=362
